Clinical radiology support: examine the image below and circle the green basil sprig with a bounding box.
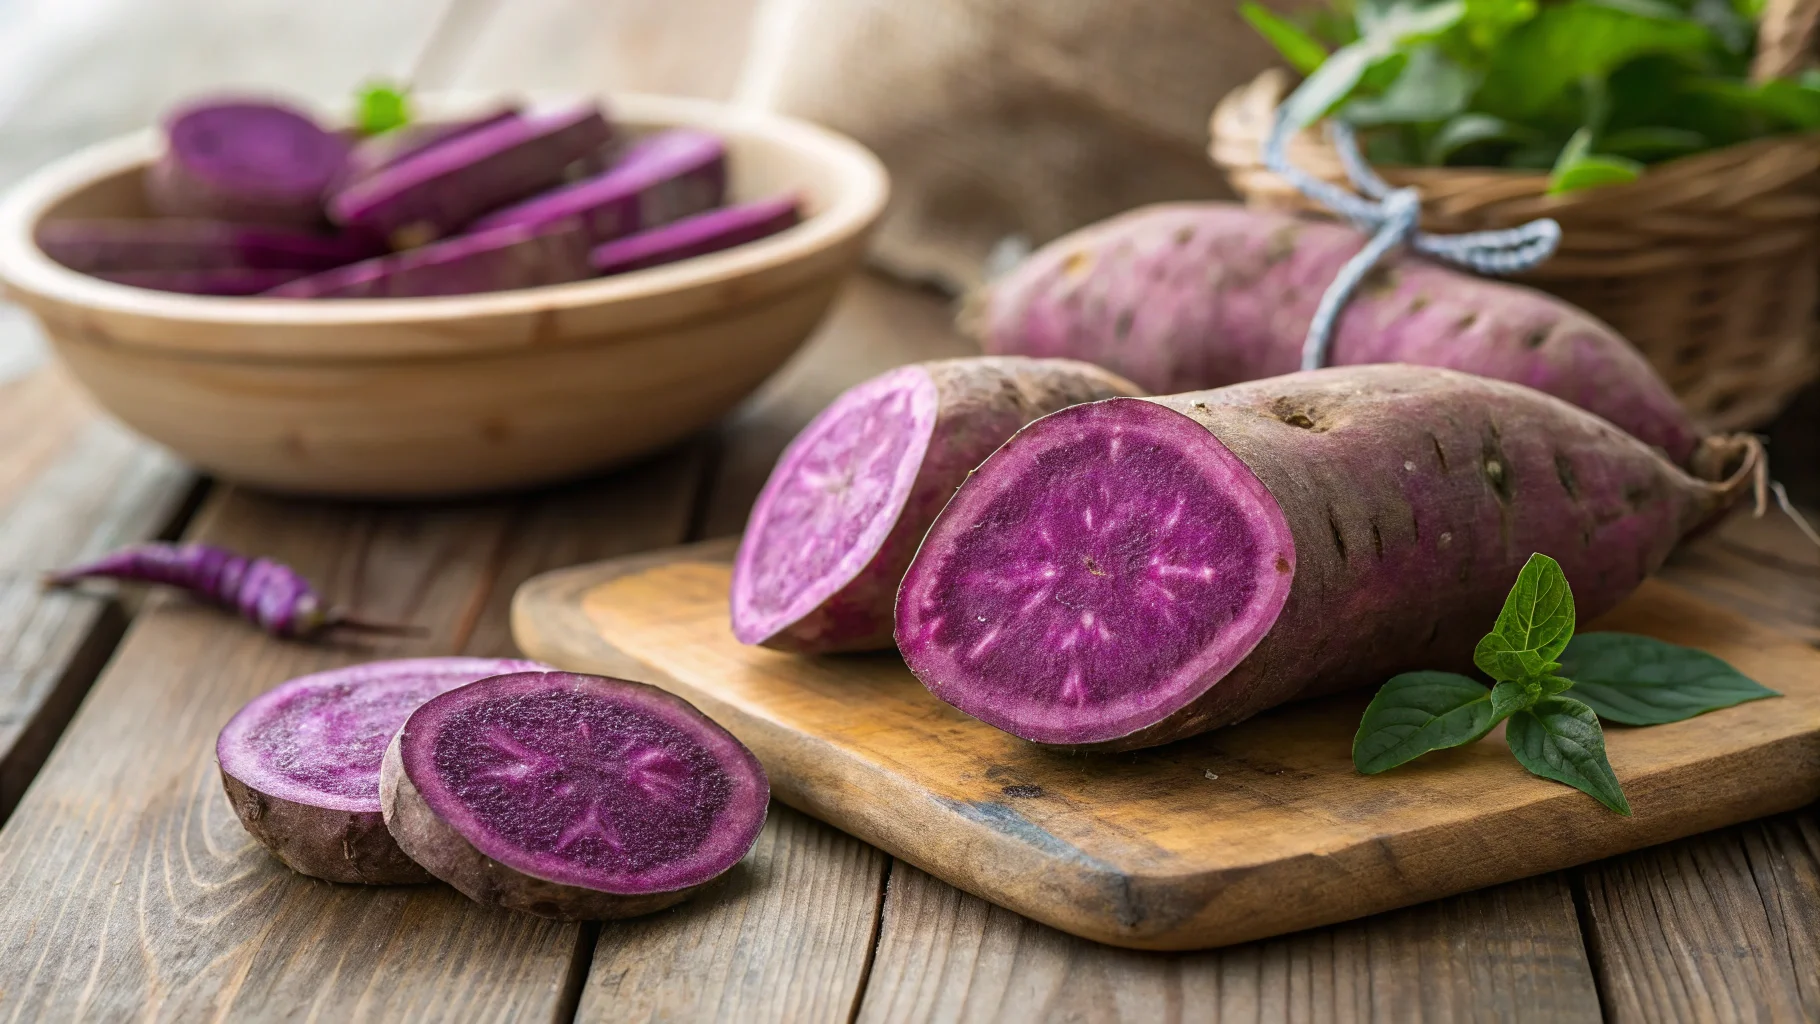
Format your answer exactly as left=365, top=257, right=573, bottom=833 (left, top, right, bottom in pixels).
left=1353, top=553, right=1780, bottom=814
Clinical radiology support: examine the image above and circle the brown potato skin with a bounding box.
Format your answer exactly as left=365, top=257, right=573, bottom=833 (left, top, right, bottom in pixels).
left=220, top=766, right=432, bottom=885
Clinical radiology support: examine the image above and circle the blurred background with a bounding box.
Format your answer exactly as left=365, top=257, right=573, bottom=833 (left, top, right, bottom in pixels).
left=0, top=0, right=1307, bottom=379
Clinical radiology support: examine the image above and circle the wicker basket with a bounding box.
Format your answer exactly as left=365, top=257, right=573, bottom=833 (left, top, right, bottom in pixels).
left=1209, top=20, right=1820, bottom=432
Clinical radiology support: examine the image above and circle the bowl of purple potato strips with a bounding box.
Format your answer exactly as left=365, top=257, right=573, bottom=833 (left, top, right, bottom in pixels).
left=0, top=91, right=888, bottom=497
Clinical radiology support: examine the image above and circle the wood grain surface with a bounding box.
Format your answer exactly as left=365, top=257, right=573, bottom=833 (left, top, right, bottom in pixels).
left=0, top=370, right=191, bottom=821
left=510, top=544, right=1820, bottom=951
left=854, top=864, right=1599, bottom=1024
left=579, top=805, right=888, bottom=1023
left=0, top=449, right=701, bottom=1020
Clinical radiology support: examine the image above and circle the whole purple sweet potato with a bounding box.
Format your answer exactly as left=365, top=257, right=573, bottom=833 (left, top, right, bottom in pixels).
left=968, top=203, right=1702, bottom=467
left=896, top=365, right=1762, bottom=751
left=731, top=356, right=1142, bottom=653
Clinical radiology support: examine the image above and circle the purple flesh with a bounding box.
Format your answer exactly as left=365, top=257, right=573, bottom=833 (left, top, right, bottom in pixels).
left=388, top=671, right=768, bottom=907
left=328, top=104, right=613, bottom=248
left=469, top=128, right=727, bottom=245
left=730, top=357, right=1144, bottom=653
left=336, top=106, right=523, bottom=189
left=147, top=99, right=350, bottom=227
left=264, top=221, right=592, bottom=298
left=217, top=658, right=540, bottom=884
left=897, top=366, right=1757, bottom=750
left=896, top=399, right=1294, bottom=746
left=592, top=195, right=800, bottom=275
left=96, top=266, right=312, bottom=295
left=733, top=366, right=938, bottom=648
left=37, top=218, right=381, bottom=273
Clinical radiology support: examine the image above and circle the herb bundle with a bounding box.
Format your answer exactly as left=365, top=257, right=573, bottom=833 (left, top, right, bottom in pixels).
left=1243, top=0, right=1820, bottom=193
left=1353, top=553, right=1780, bottom=813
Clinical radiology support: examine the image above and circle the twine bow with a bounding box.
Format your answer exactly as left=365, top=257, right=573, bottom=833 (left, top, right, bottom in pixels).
left=1263, top=105, right=1565, bottom=370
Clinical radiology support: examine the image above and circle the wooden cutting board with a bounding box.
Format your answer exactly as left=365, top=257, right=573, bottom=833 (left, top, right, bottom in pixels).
left=510, top=539, right=1820, bottom=951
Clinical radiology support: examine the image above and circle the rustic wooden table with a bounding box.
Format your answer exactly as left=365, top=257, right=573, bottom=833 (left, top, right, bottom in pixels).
left=0, top=2, right=1816, bottom=1020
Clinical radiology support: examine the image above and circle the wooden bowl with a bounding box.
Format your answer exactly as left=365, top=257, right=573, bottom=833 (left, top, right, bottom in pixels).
left=0, top=94, right=889, bottom=497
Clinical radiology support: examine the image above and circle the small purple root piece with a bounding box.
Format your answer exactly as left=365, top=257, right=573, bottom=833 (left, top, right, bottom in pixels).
left=46, top=542, right=415, bottom=640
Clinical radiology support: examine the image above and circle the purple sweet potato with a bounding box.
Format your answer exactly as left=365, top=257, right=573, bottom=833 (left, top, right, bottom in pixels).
left=469, top=128, right=727, bottom=245
left=896, top=365, right=1762, bottom=751
left=731, top=356, right=1143, bottom=653
left=95, top=267, right=311, bottom=295
left=380, top=671, right=769, bottom=920
left=265, top=221, right=592, bottom=298
left=591, top=194, right=800, bottom=276
left=37, top=218, right=381, bottom=273
left=328, top=104, right=613, bottom=249
left=218, top=657, right=543, bottom=883
left=968, top=203, right=1702, bottom=467
left=336, top=106, right=522, bottom=188
left=147, top=99, right=351, bottom=227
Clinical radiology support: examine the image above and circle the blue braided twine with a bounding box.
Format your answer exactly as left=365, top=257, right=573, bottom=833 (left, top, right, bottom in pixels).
left=1263, top=105, right=1563, bottom=370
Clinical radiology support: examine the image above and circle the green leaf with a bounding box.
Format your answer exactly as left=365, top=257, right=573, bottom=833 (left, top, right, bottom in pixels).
left=1599, top=125, right=1707, bottom=158
left=1474, top=553, right=1577, bottom=681
left=1462, top=0, right=1538, bottom=52
left=1474, top=3, right=1713, bottom=121
left=1490, top=679, right=1536, bottom=717
left=1538, top=674, right=1574, bottom=697
left=1242, top=2, right=1332, bottom=75
left=1278, top=0, right=1468, bottom=133
left=1344, top=45, right=1478, bottom=125
left=1507, top=695, right=1632, bottom=814
left=1549, top=139, right=1644, bottom=193
left=1354, top=671, right=1503, bottom=773
left=355, top=82, right=411, bottom=136
left=1424, top=113, right=1542, bottom=162
left=1558, top=632, right=1780, bottom=725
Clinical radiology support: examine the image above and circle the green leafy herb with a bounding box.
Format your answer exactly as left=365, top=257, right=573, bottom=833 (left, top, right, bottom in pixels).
left=1277, top=0, right=1468, bottom=134
left=1352, top=549, right=1778, bottom=815
left=1559, top=632, right=1780, bottom=724
left=355, top=82, right=412, bottom=136
left=1547, top=127, right=1643, bottom=193
left=1245, top=0, right=1820, bottom=192
left=1507, top=696, right=1632, bottom=814
left=1473, top=553, right=1575, bottom=681
left=1354, top=671, right=1500, bottom=773
left=1243, top=2, right=1332, bottom=75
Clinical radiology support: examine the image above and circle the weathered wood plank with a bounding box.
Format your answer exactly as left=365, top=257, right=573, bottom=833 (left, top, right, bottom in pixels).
left=578, top=805, right=888, bottom=1023
left=854, top=864, right=1600, bottom=1024
left=1576, top=490, right=1820, bottom=1024
left=1577, top=809, right=1820, bottom=1023
left=0, top=445, right=703, bottom=1020
left=0, top=369, right=192, bottom=821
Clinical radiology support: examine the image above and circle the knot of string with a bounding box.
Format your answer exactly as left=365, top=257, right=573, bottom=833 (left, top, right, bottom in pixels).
left=1262, top=105, right=1563, bottom=370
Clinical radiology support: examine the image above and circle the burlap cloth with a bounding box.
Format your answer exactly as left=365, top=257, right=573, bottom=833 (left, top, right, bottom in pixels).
left=573, top=0, right=1300, bottom=293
